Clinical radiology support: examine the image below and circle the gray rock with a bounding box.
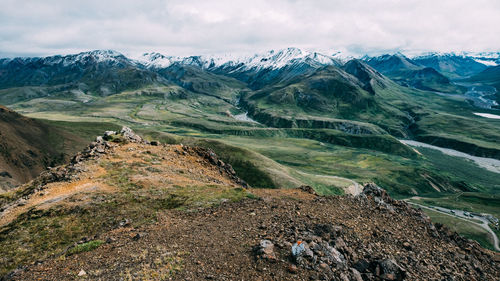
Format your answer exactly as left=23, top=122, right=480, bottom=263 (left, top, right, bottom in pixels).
left=376, top=259, right=406, bottom=280
left=103, top=131, right=116, bottom=140
left=257, top=239, right=276, bottom=260
left=323, top=243, right=345, bottom=264
left=120, top=126, right=142, bottom=143
left=351, top=268, right=363, bottom=281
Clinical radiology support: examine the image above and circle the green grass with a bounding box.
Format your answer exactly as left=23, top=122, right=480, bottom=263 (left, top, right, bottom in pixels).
left=67, top=240, right=105, bottom=255
left=417, top=193, right=500, bottom=219
left=10, top=93, right=499, bottom=201
left=422, top=208, right=496, bottom=251
left=417, top=147, right=500, bottom=194
left=41, top=119, right=122, bottom=142
left=210, top=136, right=469, bottom=196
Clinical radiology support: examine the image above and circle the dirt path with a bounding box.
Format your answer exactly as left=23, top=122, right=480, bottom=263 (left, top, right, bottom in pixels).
left=295, top=171, right=362, bottom=196
left=310, top=174, right=362, bottom=196
left=0, top=165, right=112, bottom=227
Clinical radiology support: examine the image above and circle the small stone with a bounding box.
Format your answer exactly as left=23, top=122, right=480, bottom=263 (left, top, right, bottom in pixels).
left=257, top=240, right=276, bottom=260
left=335, top=237, right=347, bottom=249
left=288, top=264, right=298, bottom=274
left=351, top=268, right=363, bottom=281
left=340, top=273, right=350, bottom=281
left=353, top=260, right=370, bottom=273
left=78, top=269, right=87, bottom=276
left=119, top=219, right=130, bottom=227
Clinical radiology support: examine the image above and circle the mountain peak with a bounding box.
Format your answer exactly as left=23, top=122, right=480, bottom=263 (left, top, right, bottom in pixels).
left=364, top=53, right=421, bottom=74
left=75, top=49, right=125, bottom=62
left=135, top=52, right=175, bottom=68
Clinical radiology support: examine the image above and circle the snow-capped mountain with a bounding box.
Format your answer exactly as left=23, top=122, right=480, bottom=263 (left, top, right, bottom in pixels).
left=215, top=47, right=341, bottom=70
left=2, top=48, right=498, bottom=93
left=0, top=50, right=160, bottom=94
left=1, top=50, right=131, bottom=67
left=134, top=52, right=179, bottom=68
left=135, top=47, right=342, bottom=71
left=132, top=48, right=344, bottom=89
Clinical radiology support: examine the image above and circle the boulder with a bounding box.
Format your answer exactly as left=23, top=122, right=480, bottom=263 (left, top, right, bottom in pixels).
left=374, top=259, right=406, bottom=280
left=120, top=126, right=142, bottom=143
left=361, top=182, right=394, bottom=204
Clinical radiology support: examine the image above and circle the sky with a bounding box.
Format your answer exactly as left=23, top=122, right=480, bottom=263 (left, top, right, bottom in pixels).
left=1, top=0, right=499, bottom=58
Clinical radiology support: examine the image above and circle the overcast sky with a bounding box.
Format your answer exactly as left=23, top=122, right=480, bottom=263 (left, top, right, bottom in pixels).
left=1, top=0, right=499, bottom=58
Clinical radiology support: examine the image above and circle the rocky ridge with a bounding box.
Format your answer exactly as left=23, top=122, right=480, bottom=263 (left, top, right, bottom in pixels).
left=1, top=129, right=499, bottom=280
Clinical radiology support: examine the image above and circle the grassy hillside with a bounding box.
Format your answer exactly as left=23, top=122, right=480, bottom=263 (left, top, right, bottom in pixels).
left=0, top=106, right=120, bottom=192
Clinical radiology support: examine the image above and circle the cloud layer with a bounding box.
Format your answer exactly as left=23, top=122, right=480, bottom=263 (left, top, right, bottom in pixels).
left=1, top=0, right=499, bottom=57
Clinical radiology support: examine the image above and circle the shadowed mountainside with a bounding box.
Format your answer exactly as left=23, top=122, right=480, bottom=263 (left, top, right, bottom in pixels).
left=0, top=106, right=98, bottom=191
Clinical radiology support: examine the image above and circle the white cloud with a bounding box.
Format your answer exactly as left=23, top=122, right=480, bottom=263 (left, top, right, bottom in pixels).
left=0, top=0, right=499, bottom=57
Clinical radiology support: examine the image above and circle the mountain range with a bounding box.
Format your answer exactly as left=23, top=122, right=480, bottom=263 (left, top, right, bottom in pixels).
left=2, top=48, right=498, bottom=95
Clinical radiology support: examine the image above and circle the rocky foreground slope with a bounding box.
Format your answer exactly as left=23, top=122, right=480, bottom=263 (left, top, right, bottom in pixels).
left=0, top=128, right=499, bottom=280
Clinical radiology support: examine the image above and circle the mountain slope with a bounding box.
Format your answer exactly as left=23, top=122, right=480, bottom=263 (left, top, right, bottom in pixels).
left=239, top=63, right=416, bottom=137
left=364, top=54, right=465, bottom=94
left=0, top=50, right=165, bottom=96
left=0, top=106, right=100, bottom=191
left=342, top=59, right=390, bottom=95
left=412, top=53, right=488, bottom=78
left=1, top=129, right=498, bottom=279
left=468, top=65, right=500, bottom=88
left=364, top=53, right=421, bottom=74
left=466, top=65, right=500, bottom=105
left=155, top=63, right=248, bottom=101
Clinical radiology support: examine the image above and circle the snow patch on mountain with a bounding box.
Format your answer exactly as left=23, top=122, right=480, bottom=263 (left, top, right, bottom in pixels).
left=134, top=52, right=176, bottom=68
left=474, top=59, right=498, bottom=66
